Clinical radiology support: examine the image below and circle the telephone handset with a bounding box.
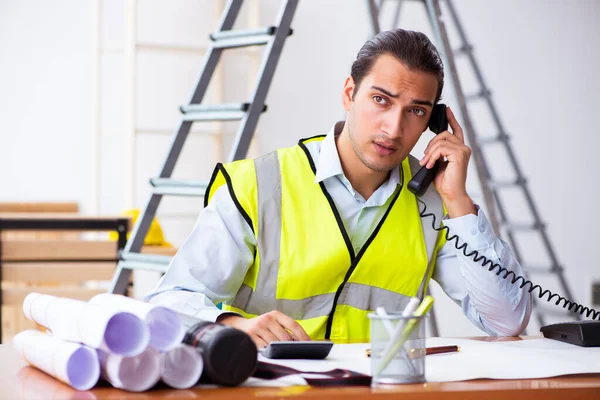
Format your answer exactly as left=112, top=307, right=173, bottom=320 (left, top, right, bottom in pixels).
left=407, top=103, right=448, bottom=197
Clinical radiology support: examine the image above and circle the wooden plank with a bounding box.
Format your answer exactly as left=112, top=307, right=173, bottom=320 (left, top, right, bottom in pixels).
left=1, top=240, right=118, bottom=261
left=0, top=213, right=130, bottom=222
left=2, top=305, right=48, bottom=343
left=1, top=231, right=80, bottom=241
left=0, top=202, right=79, bottom=213
left=1, top=305, right=17, bottom=343
left=141, top=245, right=178, bottom=257
left=1, top=287, right=106, bottom=306
left=2, top=262, right=116, bottom=283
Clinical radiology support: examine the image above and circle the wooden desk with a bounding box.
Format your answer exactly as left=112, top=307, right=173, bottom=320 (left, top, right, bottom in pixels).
left=2, top=337, right=600, bottom=400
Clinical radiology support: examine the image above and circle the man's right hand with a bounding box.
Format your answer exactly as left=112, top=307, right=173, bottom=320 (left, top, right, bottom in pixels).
left=217, top=310, right=311, bottom=348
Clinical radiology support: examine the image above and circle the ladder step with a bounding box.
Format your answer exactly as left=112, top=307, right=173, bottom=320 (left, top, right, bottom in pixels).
left=120, top=252, right=172, bottom=274
left=465, top=89, right=492, bottom=102
left=210, top=26, right=275, bottom=41
left=479, top=133, right=510, bottom=145
left=180, top=103, right=267, bottom=122
left=522, top=265, right=564, bottom=274
left=503, top=222, right=546, bottom=231
left=210, top=26, right=292, bottom=49
left=151, top=178, right=208, bottom=197
left=488, top=178, right=527, bottom=189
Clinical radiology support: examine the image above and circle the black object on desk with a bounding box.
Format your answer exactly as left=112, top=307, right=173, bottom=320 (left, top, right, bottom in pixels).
left=183, top=321, right=257, bottom=386
left=260, top=341, right=334, bottom=359
left=540, top=320, right=600, bottom=347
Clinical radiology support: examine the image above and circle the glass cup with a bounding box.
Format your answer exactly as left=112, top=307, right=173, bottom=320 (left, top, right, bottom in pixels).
left=367, top=313, right=427, bottom=385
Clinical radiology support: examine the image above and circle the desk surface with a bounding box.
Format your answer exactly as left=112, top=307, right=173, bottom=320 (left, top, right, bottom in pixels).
left=2, top=336, right=600, bottom=400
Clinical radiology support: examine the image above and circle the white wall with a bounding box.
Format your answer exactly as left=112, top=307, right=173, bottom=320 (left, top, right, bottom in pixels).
left=1, top=0, right=599, bottom=336
left=0, top=0, right=95, bottom=208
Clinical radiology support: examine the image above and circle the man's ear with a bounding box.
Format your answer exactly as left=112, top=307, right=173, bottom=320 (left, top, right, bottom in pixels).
left=341, top=76, right=355, bottom=112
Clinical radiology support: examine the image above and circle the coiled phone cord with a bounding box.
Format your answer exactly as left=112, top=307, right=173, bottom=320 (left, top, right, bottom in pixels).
left=417, top=197, right=600, bottom=321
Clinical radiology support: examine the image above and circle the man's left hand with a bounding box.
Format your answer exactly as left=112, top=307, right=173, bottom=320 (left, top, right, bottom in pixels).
left=419, top=106, right=477, bottom=218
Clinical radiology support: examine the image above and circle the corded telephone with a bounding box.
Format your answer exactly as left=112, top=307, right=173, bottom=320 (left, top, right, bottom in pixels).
left=407, top=103, right=448, bottom=196
left=407, top=103, right=600, bottom=346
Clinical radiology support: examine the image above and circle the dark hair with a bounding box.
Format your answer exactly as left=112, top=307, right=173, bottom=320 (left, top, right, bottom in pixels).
left=350, top=29, right=444, bottom=103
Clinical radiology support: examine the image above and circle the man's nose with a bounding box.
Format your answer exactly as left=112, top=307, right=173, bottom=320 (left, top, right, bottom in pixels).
left=382, top=111, right=403, bottom=138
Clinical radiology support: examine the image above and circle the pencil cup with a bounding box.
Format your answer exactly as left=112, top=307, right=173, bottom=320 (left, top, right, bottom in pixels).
left=368, top=313, right=427, bottom=385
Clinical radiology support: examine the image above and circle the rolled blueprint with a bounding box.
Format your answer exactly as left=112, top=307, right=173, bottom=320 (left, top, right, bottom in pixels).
left=23, top=293, right=149, bottom=357
left=13, top=330, right=100, bottom=391
left=98, top=347, right=161, bottom=392
left=90, top=293, right=184, bottom=352
left=160, top=344, right=203, bottom=389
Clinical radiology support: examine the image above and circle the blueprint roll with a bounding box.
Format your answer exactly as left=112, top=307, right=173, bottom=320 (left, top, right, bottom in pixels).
left=23, top=293, right=149, bottom=357
left=160, top=344, right=204, bottom=389
left=98, top=347, right=162, bottom=392
left=90, top=293, right=184, bottom=352
left=13, top=330, right=100, bottom=391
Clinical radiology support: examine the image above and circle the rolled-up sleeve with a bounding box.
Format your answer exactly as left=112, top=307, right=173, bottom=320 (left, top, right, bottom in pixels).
left=432, top=206, right=532, bottom=336
left=144, top=185, right=256, bottom=323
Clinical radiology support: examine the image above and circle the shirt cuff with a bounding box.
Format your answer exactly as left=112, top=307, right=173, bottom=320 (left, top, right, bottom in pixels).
left=442, top=204, right=497, bottom=251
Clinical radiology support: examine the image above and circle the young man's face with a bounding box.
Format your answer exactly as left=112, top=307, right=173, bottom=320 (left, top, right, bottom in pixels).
left=342, top=53, right=439, bottom=173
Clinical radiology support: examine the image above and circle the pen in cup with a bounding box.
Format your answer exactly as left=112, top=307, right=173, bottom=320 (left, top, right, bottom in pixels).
left=375, top=306, right=418, bottom=375
left=374, top=296, right=434, bottom=376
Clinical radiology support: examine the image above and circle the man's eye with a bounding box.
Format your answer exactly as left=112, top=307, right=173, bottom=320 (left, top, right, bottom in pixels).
left=373, top=96, right=387, bottom=105
left=410, top=108, right=426, bottom=116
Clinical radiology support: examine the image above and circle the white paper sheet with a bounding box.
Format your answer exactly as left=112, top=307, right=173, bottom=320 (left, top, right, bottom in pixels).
left=160, top=344, right=204, bottom=389
left=13, top=330, right=100, bottom=391
left=237, top=337, right=600, bottom=387
left=90, top=293, right=184, bottom=352
left=98, top=347, right=162, bottom=392
left=424, top=337, right=600, bottom=381
left=23, top=293, right=150, bottom=356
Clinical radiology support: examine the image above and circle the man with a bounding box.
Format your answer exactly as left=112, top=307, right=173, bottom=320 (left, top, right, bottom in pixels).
left=146, top=29, right=532, bottom=347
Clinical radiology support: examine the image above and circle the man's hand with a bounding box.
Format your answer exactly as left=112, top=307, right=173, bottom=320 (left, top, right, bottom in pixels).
left=217, top=311, right=311, bottom=348
left=419, top=106, right=477, bottom=218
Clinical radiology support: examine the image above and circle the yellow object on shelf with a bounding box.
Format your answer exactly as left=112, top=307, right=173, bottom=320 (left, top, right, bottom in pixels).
left=108, top=209, right=172, bottom=247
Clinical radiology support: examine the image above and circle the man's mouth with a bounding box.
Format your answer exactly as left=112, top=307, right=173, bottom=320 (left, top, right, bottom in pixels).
left=373, top=141, right=397, bottom=156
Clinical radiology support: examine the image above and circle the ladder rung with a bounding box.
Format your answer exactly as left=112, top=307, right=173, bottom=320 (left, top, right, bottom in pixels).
left=522, top=265, right=564, bottom=274
left=503, top=222, right=546, bottom=231
left=120, top=252, right=172, bottom=273
left=213, top=34, right=271, bottom=49
left=488, top=178, right=527, bottom=189
left=210, top=27, right=293, bottom=49
left=180, top=103, right=267, bottom=114
left=479, top=134, right=510, bottom=145
left=210, top=26, right=276, bottom=41
left=151, top=179, right=208, bottom=197
left=180, top=103, right=267, bottom=122
left=465, top=89, right=491, bottom=102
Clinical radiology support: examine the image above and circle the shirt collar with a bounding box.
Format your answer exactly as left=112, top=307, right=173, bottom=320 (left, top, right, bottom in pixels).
left=314, top=121, right=345, bottom=183
left=314, top=121, right=402, bottom=189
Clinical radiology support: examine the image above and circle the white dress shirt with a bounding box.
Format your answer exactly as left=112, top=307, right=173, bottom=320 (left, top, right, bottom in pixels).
left=146, top=123, right=532, bottom=336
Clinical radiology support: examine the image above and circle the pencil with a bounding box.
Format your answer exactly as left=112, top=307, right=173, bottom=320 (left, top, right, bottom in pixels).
left=365, top=345, right=460, bottom=358
left=409, top=345, right=460, bottom=358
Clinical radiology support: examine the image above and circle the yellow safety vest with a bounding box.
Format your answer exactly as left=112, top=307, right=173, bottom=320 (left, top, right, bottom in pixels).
left=205, top=135, right=446, bottom=342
